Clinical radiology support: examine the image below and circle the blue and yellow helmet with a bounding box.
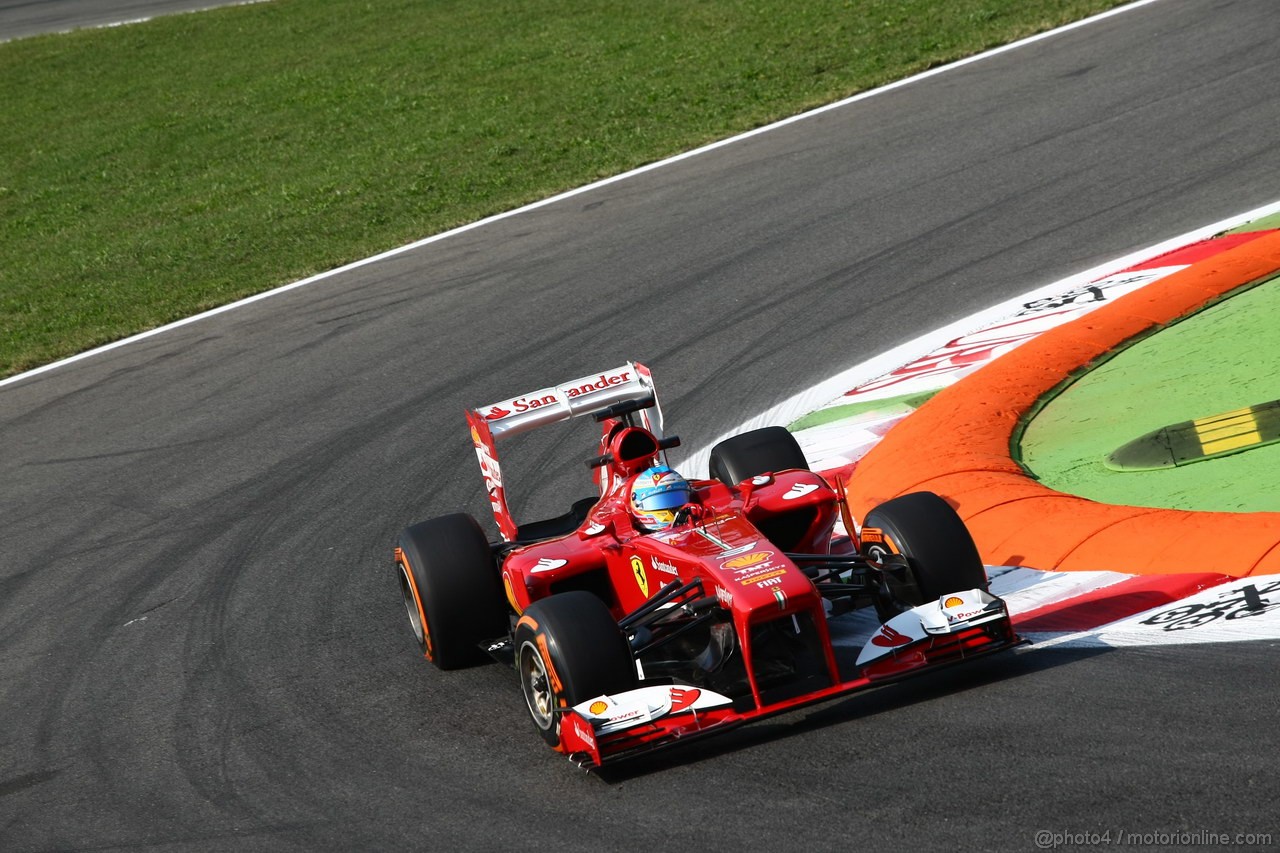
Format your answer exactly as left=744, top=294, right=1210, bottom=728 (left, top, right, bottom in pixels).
left=629, top=465, right=691, bottom=530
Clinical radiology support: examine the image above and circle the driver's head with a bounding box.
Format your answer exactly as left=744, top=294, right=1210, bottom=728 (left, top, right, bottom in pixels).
left=628, top=465, right=691, bottom=531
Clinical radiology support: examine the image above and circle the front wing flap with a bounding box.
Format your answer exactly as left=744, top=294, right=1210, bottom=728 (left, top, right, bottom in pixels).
left=559, top=589, right=1019, bottom=766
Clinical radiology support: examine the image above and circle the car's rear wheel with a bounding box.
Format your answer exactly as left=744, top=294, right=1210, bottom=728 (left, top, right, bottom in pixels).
left=395, top=513, right=508, bottom=670
left=708, top=425, right=810, bottom=486
left=514, top=591, right=637, bottom=750
left=861, top=492, right=987, bottom=613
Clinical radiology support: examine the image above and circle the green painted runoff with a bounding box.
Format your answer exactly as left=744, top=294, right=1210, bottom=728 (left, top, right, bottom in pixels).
left=1019, top=276, right=1280, bottom=512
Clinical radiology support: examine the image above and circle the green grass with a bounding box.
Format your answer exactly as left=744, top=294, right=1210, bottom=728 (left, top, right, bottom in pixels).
left=0, top=0, right=1130, bottom=377
left=789, top=389, right=939, bottom=431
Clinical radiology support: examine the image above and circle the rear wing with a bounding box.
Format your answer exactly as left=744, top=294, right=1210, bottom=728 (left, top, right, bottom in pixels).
left=465, top=362, right=666, bottom=541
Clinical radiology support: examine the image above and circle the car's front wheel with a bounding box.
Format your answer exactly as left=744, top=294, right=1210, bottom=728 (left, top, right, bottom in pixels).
left=861, top=491, right=987, bottom=615
left=514, top=591, right=637, bottom=750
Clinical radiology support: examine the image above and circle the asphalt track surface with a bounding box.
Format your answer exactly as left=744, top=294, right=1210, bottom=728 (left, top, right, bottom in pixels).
left=0, top=0, right=246, bottom=41
left=3, top=1, right=1279, bottom=850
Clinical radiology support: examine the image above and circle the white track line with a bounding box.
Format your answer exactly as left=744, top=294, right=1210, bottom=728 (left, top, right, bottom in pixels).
left=1, top=0, right=1165, bottom=391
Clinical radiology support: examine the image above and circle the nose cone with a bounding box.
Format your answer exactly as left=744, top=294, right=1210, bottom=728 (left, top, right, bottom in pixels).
left=709, top=545, right=816, bottom=616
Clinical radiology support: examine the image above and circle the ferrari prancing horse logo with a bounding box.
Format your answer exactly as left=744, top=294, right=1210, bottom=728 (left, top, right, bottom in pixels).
left=630, top=556, right=649, bottom=597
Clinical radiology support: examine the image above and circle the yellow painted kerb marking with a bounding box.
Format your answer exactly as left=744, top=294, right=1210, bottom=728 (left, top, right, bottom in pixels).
left=1195, top=407, right=1263, bottom=455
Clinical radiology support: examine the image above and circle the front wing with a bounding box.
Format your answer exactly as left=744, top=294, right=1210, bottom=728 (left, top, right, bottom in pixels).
left=559, top=589, right=1020, bottom=766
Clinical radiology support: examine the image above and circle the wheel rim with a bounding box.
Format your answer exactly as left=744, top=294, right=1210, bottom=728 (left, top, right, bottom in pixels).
left=518, top=641, right=556, bottom=731
left=397, top=563, right=426, bottom=646
left=865, top=542, right=907, bottom=616
left=865, top=543, right=894, bottom=564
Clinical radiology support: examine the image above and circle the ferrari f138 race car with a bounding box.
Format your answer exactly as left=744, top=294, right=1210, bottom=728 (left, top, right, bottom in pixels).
left=393, top=362, right=1020, bottom=766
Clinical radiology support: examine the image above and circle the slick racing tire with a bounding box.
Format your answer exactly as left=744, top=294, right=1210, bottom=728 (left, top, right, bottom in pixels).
left=514, top=591, right=638, bottom=751
left=862, top=491, right=988, bottom=609
left=395, top=513, right=508, bottom=670
left=708, top=425, right=810, bottom=487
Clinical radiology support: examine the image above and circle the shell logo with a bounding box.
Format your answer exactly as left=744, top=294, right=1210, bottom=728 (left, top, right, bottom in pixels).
left=943, top=596, right=965, bottom=608
left=723, top=552, right=768, bottom=570
left=589, top=700, right=609, bottom=715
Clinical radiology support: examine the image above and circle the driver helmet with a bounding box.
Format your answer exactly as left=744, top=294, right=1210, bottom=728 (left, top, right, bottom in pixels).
left=628, top=465, right=692, bottom=531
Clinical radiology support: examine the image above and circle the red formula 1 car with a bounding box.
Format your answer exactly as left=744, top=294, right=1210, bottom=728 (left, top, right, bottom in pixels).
left=393, top=362, right=1020, bottom=766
